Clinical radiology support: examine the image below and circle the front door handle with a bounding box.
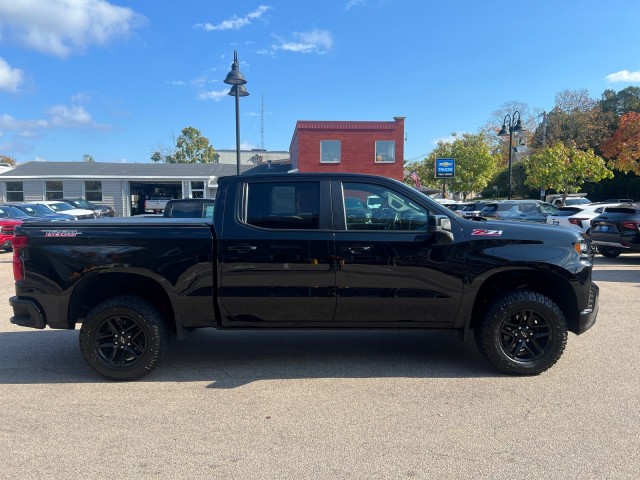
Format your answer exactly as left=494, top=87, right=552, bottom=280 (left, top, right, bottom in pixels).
left=228, top=245, right=257, bottom=253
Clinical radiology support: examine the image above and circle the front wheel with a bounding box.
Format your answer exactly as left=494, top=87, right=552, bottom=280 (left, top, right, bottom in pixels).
left=79, top=296, right=170, bottom=381
left=598, top=246, right=621, bottom=258
left=475, top=291, right=568, bottom=375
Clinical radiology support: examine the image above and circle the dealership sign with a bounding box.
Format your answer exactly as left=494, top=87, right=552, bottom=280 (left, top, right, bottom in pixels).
left=435, top=158, right=455, bottom=178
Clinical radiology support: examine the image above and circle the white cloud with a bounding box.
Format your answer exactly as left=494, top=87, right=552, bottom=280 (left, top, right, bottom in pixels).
left=0, top=94, right=107, bottom=135
left=346, top=0, right=368, bottom=9
left=605, top=70, right=640, bottom=83
left=0, top=0, right=146, bottom=57
left=46, top=104, right=93, bottom=127
left=195, top=5, right=271, bottom=32
left=272, top=29, right=333, bottom=54
left=0, top=57, right=24, bottom=92
left=197, top=89, right=229, bottom=101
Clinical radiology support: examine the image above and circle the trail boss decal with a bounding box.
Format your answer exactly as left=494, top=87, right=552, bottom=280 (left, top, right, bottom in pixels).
left=43, top=230, right=81, bottom=237
left=471, top=229, right=503, bottom=236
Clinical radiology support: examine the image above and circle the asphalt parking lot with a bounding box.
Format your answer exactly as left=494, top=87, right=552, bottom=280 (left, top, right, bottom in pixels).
left=0, top=251, right=638, bottom=479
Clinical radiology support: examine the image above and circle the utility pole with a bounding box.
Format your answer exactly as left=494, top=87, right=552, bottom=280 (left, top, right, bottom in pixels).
left=540, top=111, right=547, bottom=200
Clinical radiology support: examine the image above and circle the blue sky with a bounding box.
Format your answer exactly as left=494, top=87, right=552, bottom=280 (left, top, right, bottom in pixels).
left=1, top=0, right=639, bottom=164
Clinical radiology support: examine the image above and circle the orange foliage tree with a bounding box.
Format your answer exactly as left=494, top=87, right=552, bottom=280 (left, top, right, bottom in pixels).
left=600, top=111, right=640, bottom=174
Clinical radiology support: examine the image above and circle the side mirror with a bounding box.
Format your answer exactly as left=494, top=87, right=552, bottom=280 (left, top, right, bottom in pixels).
left=426, top=215, right=454, bottom=245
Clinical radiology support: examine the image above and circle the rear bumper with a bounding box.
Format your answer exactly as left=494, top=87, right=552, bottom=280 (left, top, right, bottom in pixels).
left=9, top=296, right=47, bottom=329
left=576, top=282, right=599, bottom=334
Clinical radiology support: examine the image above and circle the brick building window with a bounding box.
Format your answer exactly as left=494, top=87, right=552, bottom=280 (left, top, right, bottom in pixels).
left=320, top=140, right=341, bottom=163
left=46, top=181, right=64, bottom=200
left=85, top=181, right=103, bottom=202
left=375, top=141, right=395, bottom=163
left=6, top=182, right=24, bottom=202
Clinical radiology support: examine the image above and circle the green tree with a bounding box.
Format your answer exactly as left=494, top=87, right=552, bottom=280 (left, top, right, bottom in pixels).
left=414, top=133, right=500, bottom=200
left=524, top=142, right=614, bottom=204
left=82, top=154, right=95, bottom=162
left=151, top=127, right=217, bottom=163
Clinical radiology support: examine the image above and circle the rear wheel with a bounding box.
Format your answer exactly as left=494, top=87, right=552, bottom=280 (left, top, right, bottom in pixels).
left=79, top=296, right=169, bottom=381
left=598, top=246, right=621, bottom=258
left=475, top=291, right=567, bottom=375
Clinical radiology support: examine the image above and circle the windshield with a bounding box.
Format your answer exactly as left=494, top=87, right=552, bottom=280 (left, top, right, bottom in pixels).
left=48, top=202, right=74, bottom=212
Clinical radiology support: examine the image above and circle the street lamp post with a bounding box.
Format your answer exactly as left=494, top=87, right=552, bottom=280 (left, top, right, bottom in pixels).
left=224, top=51, right=249, bottom=175
left=497, top=111, right=524, bottom=200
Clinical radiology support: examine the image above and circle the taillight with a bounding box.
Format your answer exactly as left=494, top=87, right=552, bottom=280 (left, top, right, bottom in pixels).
left=569, top=217, right=588, bottom=228
left=11, top=234, right=28, bottom=282
left=622, top=221, right=640, bottom=231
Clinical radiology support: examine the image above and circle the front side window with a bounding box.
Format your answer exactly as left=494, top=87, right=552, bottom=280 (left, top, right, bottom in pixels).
left=245, top=181, right=320, bottom=230
left=6, top=181, right=24, bottom=202
left=342, top=182, right=428, bottom=231
left=375, top=140, right=395, bottom=163
left=320, top=140, right=341, bottom=163
left=85, top=181, right=102, bottom=202
left=46, top=181, right=63, bottom=200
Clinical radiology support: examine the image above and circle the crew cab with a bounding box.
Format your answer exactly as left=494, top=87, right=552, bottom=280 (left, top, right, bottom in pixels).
left=9, top=173, right=599, bottom=381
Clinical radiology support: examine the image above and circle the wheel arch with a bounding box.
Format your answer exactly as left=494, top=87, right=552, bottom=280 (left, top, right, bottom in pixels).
left=469, top=269, right=580, bottom=334
left=68, top=272, right=176, bottom=333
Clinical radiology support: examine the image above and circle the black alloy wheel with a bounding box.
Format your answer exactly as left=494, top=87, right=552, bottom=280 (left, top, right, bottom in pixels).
left=79, top=296, right=169, bottom=381
left=598, top=246, right=621, bottom=258
left=475, top=291, right=567, bottom=375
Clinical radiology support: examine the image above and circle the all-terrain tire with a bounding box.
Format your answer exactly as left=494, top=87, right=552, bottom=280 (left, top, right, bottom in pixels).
left=475, top=290, right=568, bottom=375
left=79, top=295, right=169, bottom=381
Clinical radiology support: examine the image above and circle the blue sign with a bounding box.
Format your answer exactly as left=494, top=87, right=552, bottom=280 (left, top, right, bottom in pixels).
left=435, top=158, right=455, bottom=178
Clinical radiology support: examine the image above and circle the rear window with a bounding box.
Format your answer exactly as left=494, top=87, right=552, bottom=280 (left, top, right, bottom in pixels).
left=554, top=207, right=583, bottom=216
left=603, top=207, right=640, bottom=215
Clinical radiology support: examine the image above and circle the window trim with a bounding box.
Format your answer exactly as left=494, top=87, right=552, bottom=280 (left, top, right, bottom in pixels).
left=6, top=181, right=24, bottom=202
left=320, top=140, right=341, bottom=164
left=374, top=140, right=396, bottom=163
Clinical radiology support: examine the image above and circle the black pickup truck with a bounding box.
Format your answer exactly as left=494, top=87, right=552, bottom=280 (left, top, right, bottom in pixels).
left=9, top=173, right=599, bottom=380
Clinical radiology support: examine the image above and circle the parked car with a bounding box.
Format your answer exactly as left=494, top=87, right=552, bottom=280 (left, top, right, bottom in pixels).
left=33, top=201, right=96, bottom=220
left=460, top=201, right=490, bottom=218
left=0, top=218, right=22, bottom=252
left=479, top=200, right=558, bottom=223
left=546, top=202, right=624, bottom=233
left=8, top=202, right=75, bottom=221
left=62, top=198, right=114, bottom=217
left=589, top=204, right=640, bottom=258
left=445, top=202, right=471, bottom=215
left=163, top=198, right=215, bottom=218
left=0, top=205, right=50, bottom=223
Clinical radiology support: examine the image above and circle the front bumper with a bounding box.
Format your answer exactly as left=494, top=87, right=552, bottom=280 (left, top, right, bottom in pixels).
left=576, top=282, right=599, bottom=334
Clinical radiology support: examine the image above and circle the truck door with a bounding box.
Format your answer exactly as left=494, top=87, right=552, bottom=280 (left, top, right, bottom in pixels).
left=217, top=179, right=337, bottom=325
left=332, top=180, right=465, bottom=326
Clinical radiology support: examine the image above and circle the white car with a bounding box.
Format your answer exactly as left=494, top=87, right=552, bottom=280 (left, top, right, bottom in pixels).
left=33, top=201, right=96, bottom=220
left=546, top=202, right=623, bottom=233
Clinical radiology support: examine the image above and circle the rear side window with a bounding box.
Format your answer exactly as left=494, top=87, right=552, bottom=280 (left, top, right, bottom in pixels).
left=245, top=181, right=320, bottom=230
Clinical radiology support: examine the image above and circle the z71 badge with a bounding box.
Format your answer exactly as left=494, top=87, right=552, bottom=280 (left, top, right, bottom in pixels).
left=471, top=229, right=503, bottom=236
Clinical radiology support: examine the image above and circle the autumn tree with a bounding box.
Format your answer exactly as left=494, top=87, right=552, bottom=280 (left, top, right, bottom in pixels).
left=539, top=89, right=610, bottom=151
left=151, top=127, right=217, bottom=163
left=600, top=111, right=640, bottom=175
left=524, top=142, right=613, bottom=204
left=414, top=133, right=500, bottom=200
left=0, top=154, right=17, bottom=165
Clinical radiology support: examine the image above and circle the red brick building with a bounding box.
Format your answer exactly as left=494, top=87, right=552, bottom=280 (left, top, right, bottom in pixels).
left=289, top=117, right=405, bottom=181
